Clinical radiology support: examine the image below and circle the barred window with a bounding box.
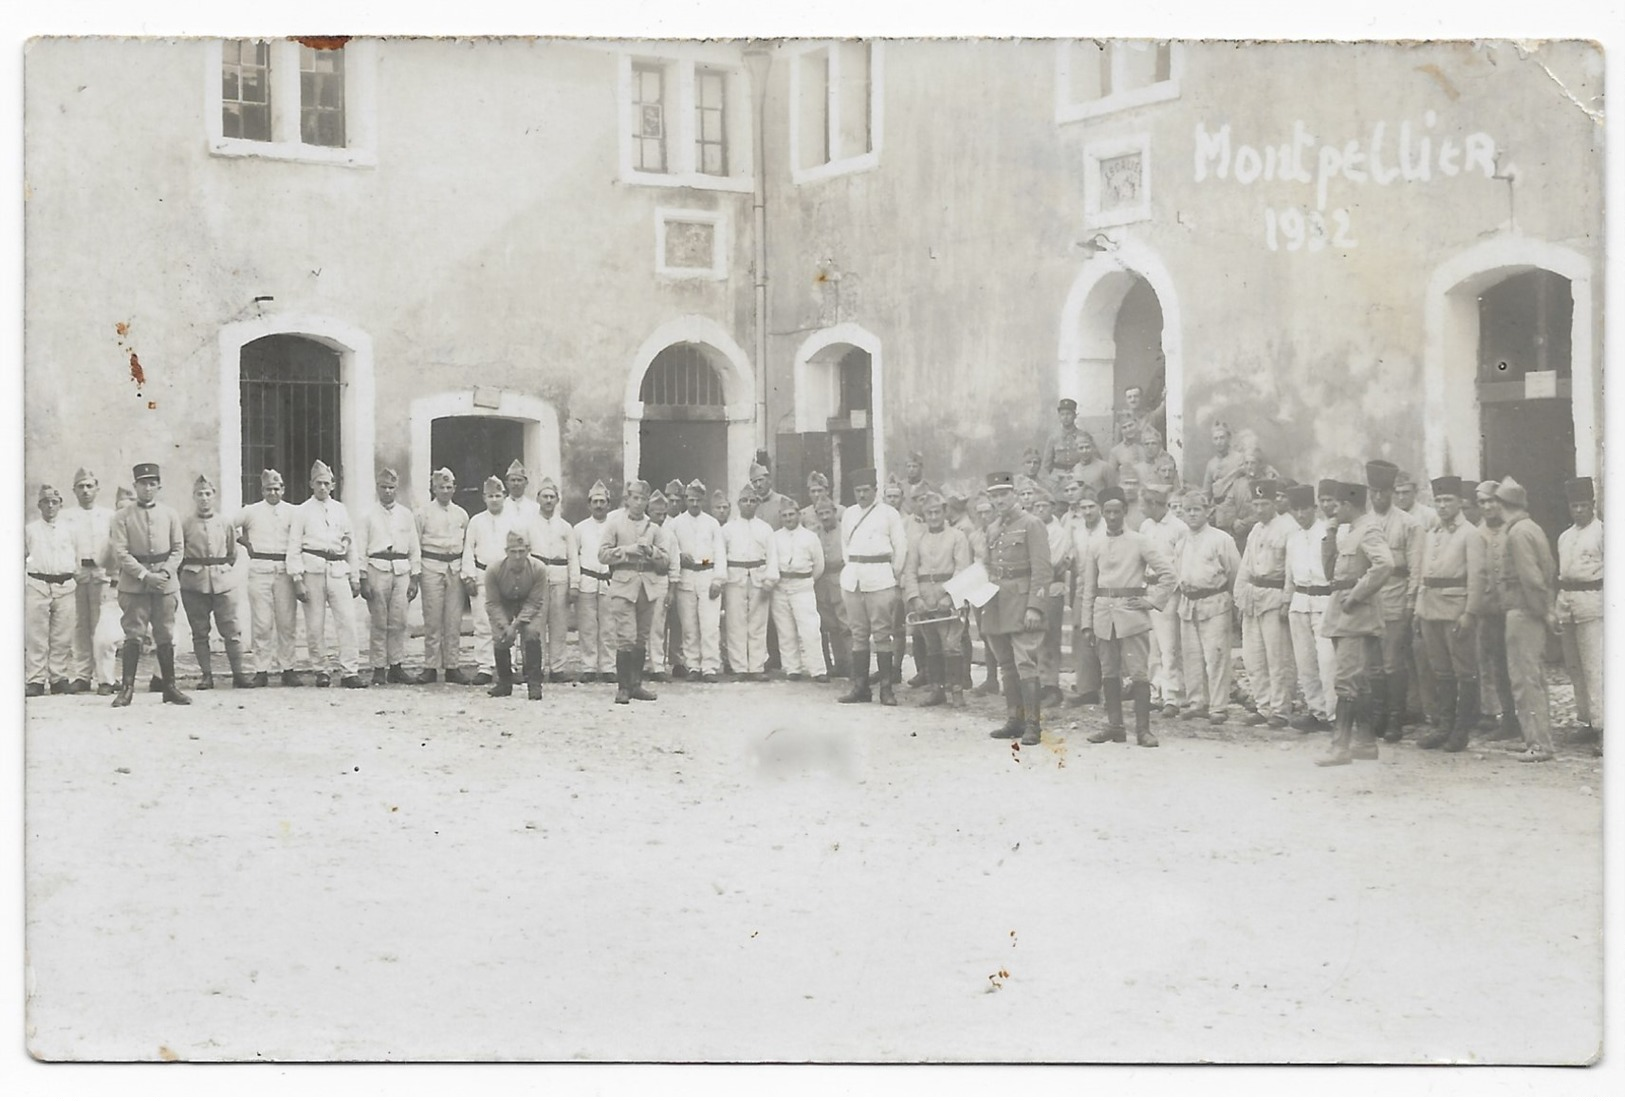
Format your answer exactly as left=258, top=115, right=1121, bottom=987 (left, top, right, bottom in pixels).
left=300, top=44, right=347, bottom=148
left=640, top=344, right=726, bottom=408
left=221, top=39, right=272, bottom=142
left=240, top=336, right=343, bottom=506
left=632, top=63, right=668, bottom=173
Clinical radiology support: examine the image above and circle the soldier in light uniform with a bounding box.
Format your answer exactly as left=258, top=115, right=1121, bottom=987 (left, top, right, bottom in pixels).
left=236, top=468, right=300, bottom=687
left=1174, top=489, right=1242, bottom=724
left=597, top=479, right=674, bottom=704
left=1019, top=447, right=1043, bottom=487
left=657, top=481, right=688, bottom=677
left=1364, top=459, right=1423, bottom=741
left=287, top=459, right=365, bottom=689
left=1395, top=471, right=1440, bottom=532
left=1395, top=469, right=1440, bottom=729
left=179, top=474, right=250, bottom=690
left=1066, top=487, right=1106, bottom=705
left=572, top=480, right=615, bottom=684
left=359, top=467, right=421, bottom=686
left=1200, top=421, right=1245, bottom=523
left=108, top=463, right=190, bottom=706
left=1034, top=492, right=1070, bottom=709
left=525, top=475, right=578, bottom=683
left=483, top=528, right=547, bottom=700
left=463, top=476, right=523, bottom=686
left=771, top=497, right=827, bottom=681
left=721, top=486, right=780, bottom=681
left=504, top=459, right=540, bottom=524
left=837, top=466, right=909, bottom=706
left=813, top=496, right=852, bottom=680
left=1487, top=477, right=1559, bottom=763
left=65, top=467, right=115, bottom=693
left=901, top=491, right=972, bottom=708
left=669, top=478, right=726, bottom=683
left=414, top=468, right=470, bottom=684
left=1315, top=481, right=1394, bottom=766
left=1080, top=486, right=1177, bottom=746
left=1555, top=477, right=1603, bottom=751
left=1413, top=476, right=1486, bottom=752
left=1474, top=479, right=1519, bottom=739
left=25, top=483, right=79, bottom=696
left=1138, top=483, right=1188, bottom=717
left=981, top=471, right=1053, bottom=746
left=1235, top=479, right=1294, bottom=728
left=884, top=474, right=917, bottom=686
left=1282, top=482, right=1338, bottom=733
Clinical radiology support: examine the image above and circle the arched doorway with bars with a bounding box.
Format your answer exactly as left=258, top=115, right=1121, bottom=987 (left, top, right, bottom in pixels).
left=624, top=316, right=757, bottom=496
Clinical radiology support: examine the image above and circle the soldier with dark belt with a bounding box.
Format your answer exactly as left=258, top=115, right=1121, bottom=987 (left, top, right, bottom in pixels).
left=1414, top=476, right=1485, bottom=752
left=598, top=478, right=674, bottom=705
left=179, top=474, right=250, bottom=690
left=1365, top=458, right=1422, bottom=741
left=483, top=529, right=547, bottom=700
left=982, top=471, right=1053, bottom=746
left=837, top=466, right=909, bottom=706
left=108, top=462, right=190, bottom=707
left=1041, top=397, right=1087, bottom=490
left=1316, top=480, right=1393, bottom=766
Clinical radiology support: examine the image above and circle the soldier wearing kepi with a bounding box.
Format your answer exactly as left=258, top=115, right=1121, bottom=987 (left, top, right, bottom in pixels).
left=360, top=467, right=422, bottom=686
left=108, top=463, right=189, bottom=706
left=572, top=480, right=615, bottom=683
left=25, top=483, right=79, bottom=697
left=1316, top=481, right=1394, bottom=766
left=415, top=468, right=470, bottom=684
left=65, top=467, right=116, bottom=693
left=483, top=529, right=547, bottom=700
left=1365, top=459, right=1423, bottom=741
left=1488, top=476, right=1559, bottom=763
left=1041, top=398, right=1087, bottom=490
left=1413, top=476, right=1486, bottom=752
left=1081, top=486, right=1177, bottom=746
left=526, top=475, right=578, bottom=684
left=982, top=471, right=1053, bottom=746
left=287, top=459, right=365, bottom=689
left=179, top=474, right=250, bottom=690
left=901, top=490, right=973, bottom=707
left=837, top=466, right=909, bottom=706
left=597, top=479, right=674, bottom=704
left=236, top=468, right=300, bottom=686
left=668, top=478, right=726, bottom=683
left=1555, top=477, right=1603, bottom=752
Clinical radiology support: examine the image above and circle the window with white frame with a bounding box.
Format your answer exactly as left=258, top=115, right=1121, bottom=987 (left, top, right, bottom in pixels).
left=205, top=38, right=377, bottom=167
left=618, top=52, right=753, bottom=192
left=1056, top=40, right=1182, bottom=123
left=790, top=41, right=883, bottom=184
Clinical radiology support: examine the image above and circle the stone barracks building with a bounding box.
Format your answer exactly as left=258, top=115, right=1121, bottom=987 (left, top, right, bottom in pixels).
left=25, top=38, right=1602, bottom=542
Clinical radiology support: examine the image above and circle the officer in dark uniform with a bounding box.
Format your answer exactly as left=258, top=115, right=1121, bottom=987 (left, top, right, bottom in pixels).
left=1041, top=398, right=1087, bottom=489
left=981, top=471, right=1054, bottom=746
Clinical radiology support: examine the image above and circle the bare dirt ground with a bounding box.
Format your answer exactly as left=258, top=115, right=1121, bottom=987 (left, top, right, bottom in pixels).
left=24, top=659, right=1602, bottom=1064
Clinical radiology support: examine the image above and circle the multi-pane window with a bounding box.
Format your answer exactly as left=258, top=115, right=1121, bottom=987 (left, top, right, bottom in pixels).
left=632, top=63, right=667, bottom=173
left=1058, top=40, right=1181, bottom=122
left=221, top=39, right=272, bottom=141
left=299, top=45, right=346, bottom=148
left=694, top=69, right=728, bottom=176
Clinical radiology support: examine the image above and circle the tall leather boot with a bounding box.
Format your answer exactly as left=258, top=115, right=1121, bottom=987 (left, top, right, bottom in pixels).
left=1387, top=669, right=1410, bottom=740
left=1020, top=679, right=1042, bottom=745
left=157, top=644, right=192, bottom=705
left=839, top=649, right=872, bottom=703
left=1445, top=677, right=1477, bottom=752
left=920, top=650, right=947, bottom=707
left=974, top=648, right=1000, bottom=696
left=1316, top=697, right=1354, bottom=766
left=111, top=640, right=139, bottom=708
left=1368, top=671, right=1390, bottom=742
left=1418, top=675, right=1455, bottom=749
left=489, top=645, right=514, bottom=697
left=876, top=652, right=898, bottom=706
left=1133, top=679, right=1157, bottom=747
left=193, top=641, right=215, bottom=690
left=226, top=640, right=254, bottom=689
left=629, top=646, right=658, bottom=701
left=1090, top=677, right=1127, bottom=742
left=523, top=639, right=544, bottom=700
left=989, top=666, right=1024, bottom=739
left=1351, top=693, right=1379, bottom=760
left=907, top=631, right=930, bottom=688
left=613, top=649, right=633, bottom=704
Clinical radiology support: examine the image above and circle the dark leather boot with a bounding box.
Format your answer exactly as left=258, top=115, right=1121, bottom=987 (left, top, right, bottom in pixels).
left=157, top=645, right=191, bottom=705
left=839, top=649, right=872, bottom=703
left=919, top=651, right=947, bottom=707
left=974, top=653, right=1000, bottom=696
left=1368, top=671, right=1391, bottom=742
left=1445, top=677, right=1477, bottom=752
left=523, top=639, right=544, bottom=700
left=1020, top=679, right=1042, bottom=745
left=111, top=642, right=139, bottom=708
left=1351, top=693, right=1379, bottom=760
left=613, top=650, right=633, bottom=705
left=194, top=645, right=215, bottom=690
left=1316, top=698, right=1354, bottom=766
left=1090, top=678, right=1127, bottom=742
left=387, top=663, right=409, bottom=684
left=876, top=652, right=898, bottom=706
left=226, top=640, right=254, bottom=689
left=629, top=646, right=658, bottom=701
left=1387, top=670, right=1410, bottom=739
left=1418, top=675, right=1455, bottom=749
left=1133, top=679, right=1157, bottom=747
left=489, top=646, right=514, bottom=697
left=989, top=667, right=1024, bottom=739
left=907, top=632, right=930, bottom=688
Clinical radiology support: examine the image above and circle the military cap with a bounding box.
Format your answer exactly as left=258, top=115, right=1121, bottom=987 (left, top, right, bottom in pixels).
left=710, top=488, right=730, bottom=504
left=685, top=478, right=707, bottom=496
left=1431, top=476, right=1463, bottom=499
left=663, top=478, right=685, bottom=498
left=588, top=478, right=611, bottom=500
left=309, top=459, right=333, bottom=481
left=1251, top=479, right=1280, bottom=500
left=1494, top=476, right=1528, bottom=510
left=133, top=462, right=162, bottom=483
left=625, top=478, right=650, bottom=496
left=1565, top=477, right=1595, bottom=504
left=1141, top=484, right=1172, bottom=504
left=850, top=467, right=878, bottom=489
left=504, top=529, right=531, bottom=551
left=535, top=475, right=559, bottom=495
left=1317, top=478, right=1340, bottom=500
left=37, top=483, right=62, bottom=503
left=749, top=462, right=769, bottom=479
left=806, top=470, right=830, bottom=490
left=482, top=475, right=506, bottom=494
left=261, top=468, right=285, bottom=488
left=193, top=474, right=217, bottom=492
left=779, top=495, right=801, bottom=512
left=907, top=449, right=925, bottom=463
left=738, top=485, right=761, bottom=503
left=647, top=489, right=668, bottom=507
left=1365, top=459, right=1399, bottom=491
left=885, top=472, right=903, bottom=488
left=1393, top=469, right=1418, bottom=491
left=1078, top=485, right=1099, bottom=502
left=505, top=459, right=527, bottom=478
left=1020, top=446, right=1042, bottom=461
left=72, top=467, right=97, bottom=486
left=1285, top=484, right=1316, bottom=510
left=1335, top=482, right=1368, bottom=508
left=376, top=467, right=399, bottom=486
left=985, top=471, right=1016, bottom=491
left=430, top=467, right=456, bottom=487
left=914, top=491, right=944, bottom=511
left=1057, top=397, right=1077, bottom=412
left=1475, top=480, right=1500, bottom=501
left=1098, top=486, right=1127, bottom=505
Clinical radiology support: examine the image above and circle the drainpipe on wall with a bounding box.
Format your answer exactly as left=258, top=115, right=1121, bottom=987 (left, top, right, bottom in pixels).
left=744, top=45, right=772, bottom=462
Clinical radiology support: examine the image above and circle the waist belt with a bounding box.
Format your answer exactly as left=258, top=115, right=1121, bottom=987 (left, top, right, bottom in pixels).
left=248, top=551, right=284, bottom=561
left=988, top=566, right=1032, bottom=580
left=182, top=556, right=231, bottom=567
left=729, top=559, right=766, bottom=569
left=1388, top=566, right=1410, bottom=578
left=1181, top=586, right=1226, bottom=599
left=79, top=558, right=98, bottom=567
left=1099, top=586, right=1147, bottom=598
left=780, top=570, right=814, bottom=580
left=133, top=552, right=170, bottom=565
left=367, top=550, right=409, bottom=561
left=613, top=562, right=661, bottom=573
left=917, top=572, right=955, bottom=583
left=531, top=555, right=568, bottom=566
left=1423, top=576, right=1468, bottom=588
left=1249, top=575, right=1286, bottom=589
left=475, top=559, right=490, bottom=571
left=304, top=548, right=347, bottom=561
left=1559, top=578, right=1603, bottom=591
left=1331, top=578, right=1358, bottom=591
left=1295, top=584, right=1332, bottom=596
left=681, top=562, right=714, bottom=571
left=422, top=550, right=462, bottom=563
left=29, top=571, right=73, bottom=584
left=580, top=567, right=610, bottom=582
left=850, top=554, right=893, bottom=564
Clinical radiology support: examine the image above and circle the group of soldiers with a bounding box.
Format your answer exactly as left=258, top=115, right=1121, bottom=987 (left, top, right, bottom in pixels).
left=25, top=399, right=1604, bottom=763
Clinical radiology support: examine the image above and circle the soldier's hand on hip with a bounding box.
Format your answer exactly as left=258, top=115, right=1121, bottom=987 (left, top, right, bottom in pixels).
left=1123, top=596, right=1150, bottom=611
left=1023, top=608, right=1043, bottom=632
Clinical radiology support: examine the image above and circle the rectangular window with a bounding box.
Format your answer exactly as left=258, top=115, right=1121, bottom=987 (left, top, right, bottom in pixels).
left=633, top=63, right=668, bottom=173
left=796, top=50, right=830, bottom=171
left=694, top=68, right=728, bottom=177
left=834, top=42, right=871, bottom=157
left=299, top=44, right=346, bottom=148
left=1057, top=40, right=1182, bottom=123
left=791, top=41, right=882, bottom=184
left=221, top=39, right=272, bottom=142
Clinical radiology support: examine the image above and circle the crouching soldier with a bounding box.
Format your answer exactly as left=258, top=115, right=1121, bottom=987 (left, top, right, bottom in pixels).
left=483, top=528, right=547, bottom=700
left=179, top=474, right=251, bottom=689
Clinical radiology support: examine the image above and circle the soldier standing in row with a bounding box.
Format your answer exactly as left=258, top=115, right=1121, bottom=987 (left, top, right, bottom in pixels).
left=1365, top=459, right=1423, bottom=741
left=415, top=468, right=470, bottom=684
left=1236, top=479, right=1294, bottom=728
left=1316, top=481, right=1393, bottom=766
left=1556, top=477, right=1603, bottom=751
left=981, top=471, right=1052, bottom=746
left=669, top=478, right=725, bottom=683
left=1474, top=479, right=1519, bottom=739
left=483, top=529, right=546, bottom=700
left=25, top=483, right=79, bottom=696
left=1034, top=491, right=1070, bottom=710
left=1067, top=485, right=1105, bottom=705
left=1139, top=483, right=1187, bottom=717
left=360, top=467, right=421, bottom=686
left=237, top=468, right=300, bottom=687
left=1283, top=482, right=1337, bottom=732
left=837, top=466, right=908, bottom=706
left=66, top=467, right=115, bottom=693
left=901, top=491, right=972, bottom=708
left=179, top=474, right=250, bottom=690
left=109, top=463, right=189, bottom=706
left=527, top=475, right=578, bottom=683
left=288, top=459, right=364, bottom=689
left=1414, top=476, right=1485, bottom=752
left=722, top=486, right=779, bottom=681
left=598, top=478, right=672, bottom=704
left=771, top=498, right=827, bottom=681
left=572, top=480, right=615, bottom=683
left=812, top=495, right=851, bottom=679
left=1174, top=489, right=1241, bottom=724
left=1487, top=477, right=1558, bottom=763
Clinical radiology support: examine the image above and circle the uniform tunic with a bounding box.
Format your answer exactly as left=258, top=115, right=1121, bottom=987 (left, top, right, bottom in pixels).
left=1319, top=511, right=1393, bottom=700
left=360, top=501, right=421, bottom=669
left=668, top=509, right=727, bottom=675
left=416, top=499, right=470, bottom=673
left=179, top=512, right=242, bottom=654
left=902, top=523, right=972, bottom=659
left=463, top=506, right=524, bottom=676
left=1080, top=525, right=1175, bottom=680
left=598, top=511, right=674, bottom=650
left=1476, top=519, right=1516, bottom=724
left=1556, top=517, right=1603, bottom=730
left=572, top=514, right=614, bottom=677
left=286, top=496, right=361, bottom=675
left=839, top=500, right=908, bottom=653
left=483, top=555, right=547, bottom=643
left=771, top=525, right=826, bottom=676
left=110, top=500, right=185, bottom=646
left=1041, top=426, right=1088, bottom=485
left=25, top=516, right=79, bottom=685
left=1174, top=522, right=1242, bottom=716
left=813, top=519, right=852, bottom=674
left=237, top=499, right=299, bottom=674
left=1371, top=505, right=1424, bottom=685
left=980, top=507, right=1052, bottom=680
left=1497, top=511, right=1557, bottom=752
left=722, top=515, right=780, bottom=674
left=1235, top=511, right=1295, bottom=719
left=1140, top=509, right=1189, bottom=706
left=1284, top=518, right=1337, bottom=720
left=526, top=511, right=578, bottom=674
left=65, top=502, right=115, bottom=683
left=1415, top=514, right=1487, bottom=681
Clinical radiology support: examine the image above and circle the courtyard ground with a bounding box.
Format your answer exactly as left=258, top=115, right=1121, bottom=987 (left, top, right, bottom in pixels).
left=23, top=666, right=1602, bottom=1064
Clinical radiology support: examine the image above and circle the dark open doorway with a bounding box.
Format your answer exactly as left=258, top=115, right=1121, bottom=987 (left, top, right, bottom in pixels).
left=637, top=343, right=729, bottom=494
left=431, top=416, right=525, bottom=517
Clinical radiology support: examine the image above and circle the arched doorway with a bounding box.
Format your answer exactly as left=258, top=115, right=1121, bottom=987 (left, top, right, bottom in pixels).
left=636, top=343, right=730, bottom=493
left=792, top=323, right=885, bottom=502
left=409, top=390, right=562, bottom=515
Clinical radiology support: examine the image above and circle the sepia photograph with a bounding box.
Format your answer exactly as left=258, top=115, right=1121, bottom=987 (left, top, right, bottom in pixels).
left=14, top=5, right=1613, bottom=1077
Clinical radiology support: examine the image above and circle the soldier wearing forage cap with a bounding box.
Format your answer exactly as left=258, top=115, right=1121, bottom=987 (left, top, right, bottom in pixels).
left=483, top=528, right=547, bottom=700
left=1473, top=479, right=1519, bottom=739
left=1138, top=482, right=1188, bottom=717
left=1556, top=476, right=1603, bottom=753
left=524, top=474, right=579, bottom=684
left=642, top=488, right=680, bottom=680
left=1282, top=482, right=1338, bottom=732
left=900, top=450, right=936, bottom=517
left=771, top=495, right=828, bottom=681
left=1485, top=476, right=1558, bottom=763
left=1033, top=491, right=1071, bottom=710
left=359, top=467, right=422, bottom=686
left=463, top=475, right=524, bottom=686
left=837, top=466, right=909, bottom=706
left=24, top=483, right=79, bottom=696
left=1394, top=470, right=1440, bottom=533
left=108, top=463, right=190, bottom=705
left=1173, top=489, right=1241, bottom=724
left=415, top=468, right=471, bottom=684
left=1234, top=478, right=1294, bottom=728
left=801, top=469, right=833, bottom=527
left=901, top=490, right=972, bottom=707
left=572, top=479, right=616, bottom=683
left=287, top=459, right=365, bottom=688
left=236, top=468, right=300, bottom=686
left=812, top=494, right=852, bottom=679
left=750, top=455, right=793, bottom=530
left=720, top=485, right=780, bottom=680
left=597, top=478, right=674, bottom=704
left=1314, top=481, right=1394, bottom=766
left=64, top=467, right=116, bottom=693
left=668, top=477, right=726, bottom=682
left=179, top=474, right=250, bottom=690
left=1080, top=485, right=1177, bottom=746
left=1412, top=475, right=1487, bottom=752
left=1364, top=459, right=1423, bottom=742
left=504, top=459, right=540, bottom=523
left=981, top=470, right=1054, bottom=745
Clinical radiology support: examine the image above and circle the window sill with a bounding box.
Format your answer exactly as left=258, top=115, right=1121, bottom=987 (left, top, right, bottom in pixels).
left=791, top=150, right=880, bottom=186
left=1057, top=80, right=1181, bottom=124
left=208, top=136, right=377, bottom=168
left=621, top=169, right=754, bottom=194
